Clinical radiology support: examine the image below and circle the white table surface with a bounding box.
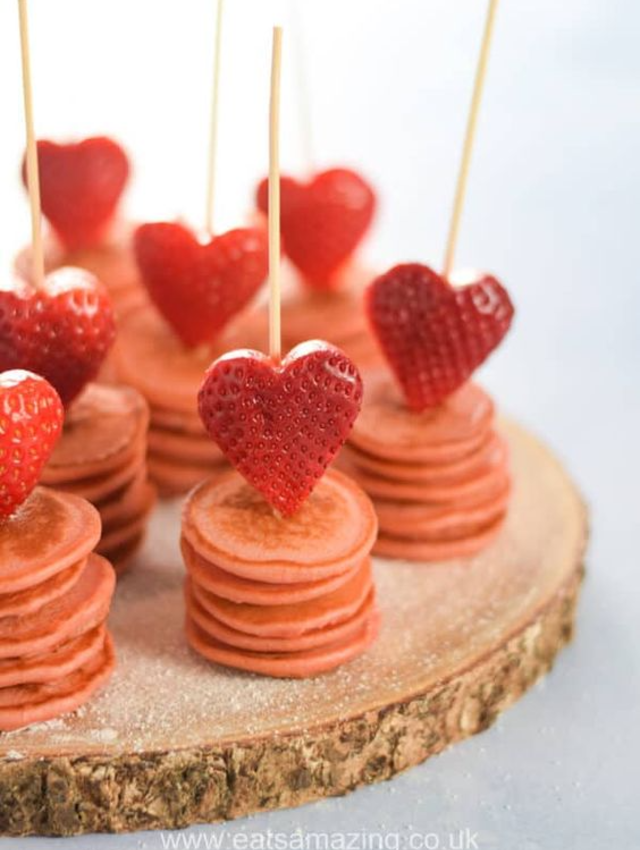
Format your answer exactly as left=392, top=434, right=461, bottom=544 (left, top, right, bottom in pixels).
left=0, top=0, right=638, bottom=847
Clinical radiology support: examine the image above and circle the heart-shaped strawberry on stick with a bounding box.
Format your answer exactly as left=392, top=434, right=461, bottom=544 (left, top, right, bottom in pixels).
left=22, top=137, right=130, bottom=250
left=367, top=264, right=514, bottom=411
left=198, top=341, right=363, bottom=516
left=134, top=222, right=269, bottom=348
left=256, top=169, right=376, bottom=290
left=0, top=268, right=116, bottom=407
left=0, top=370, right=64, bottom=518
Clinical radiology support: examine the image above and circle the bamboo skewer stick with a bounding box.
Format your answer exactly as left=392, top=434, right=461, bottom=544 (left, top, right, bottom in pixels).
left=17, top=0, right=45, bottom=289
left=205, top=0, right=225, bottom=235
left=443, top=0, right=500, bottom=279
left=268, top=26, right=283, bottom=363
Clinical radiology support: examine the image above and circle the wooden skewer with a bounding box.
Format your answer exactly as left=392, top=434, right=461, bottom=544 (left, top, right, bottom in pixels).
left=17, top=0, right=45, bottom=289
left=443, top=0, right=500, bottom=279
left=268, top=26, right=283, bottom=363
left=205, top=0, right=225, bottom=236
left=288, top=0, right=314, bottom=172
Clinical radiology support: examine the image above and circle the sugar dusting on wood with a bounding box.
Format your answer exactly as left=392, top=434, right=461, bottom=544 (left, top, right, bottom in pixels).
left=0, top=424, right=580, bottom=758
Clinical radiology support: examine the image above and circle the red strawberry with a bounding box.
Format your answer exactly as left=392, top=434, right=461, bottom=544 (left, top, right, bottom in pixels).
left=367, top=264, right=514, bottom=411
left=0, top=370, right=64, bottom=518
left=256, top=168, right=376, bottom=289
left=22, top=137, right=129, bottom=250
left=134, top=222, right=268, bottom=348
left=198, top=341, right=363, bottom=516
left=0, top=268, right=116, bottom=407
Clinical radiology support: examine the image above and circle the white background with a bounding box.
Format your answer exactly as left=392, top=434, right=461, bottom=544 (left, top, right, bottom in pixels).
left=1, top=0, right=639, bottom=848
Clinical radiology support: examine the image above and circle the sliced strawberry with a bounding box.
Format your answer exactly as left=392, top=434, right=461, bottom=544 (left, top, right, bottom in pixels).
left=22, top=137, right=129, bottom=250
left=256, top=168, right=376, bottom=289
left=134, top=222, right=268, bottom=348
left=366, top=264, right=514, bottom=411
left=0, top=268, right=116, bottom=407
left=198, top=341, right=363, bottom=516
left=0, top=370, right=64, bottom=518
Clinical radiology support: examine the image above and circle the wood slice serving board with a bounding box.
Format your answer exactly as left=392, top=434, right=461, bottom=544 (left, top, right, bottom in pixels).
left=0, top=421, right=588, bottom=837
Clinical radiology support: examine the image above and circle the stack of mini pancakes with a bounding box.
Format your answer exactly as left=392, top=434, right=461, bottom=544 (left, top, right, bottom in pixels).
left=240, top=264, right=382, bottom=371
left=60, top=227, right=147, bottom=319
left=181, top=469, right=380, bottom=677
left=112, top=308, right=231, bottom=497
left=42, top=383, right=155, bottom=573
left=0, top=489, right=115, bottom=731
left=344, top=377, right=511, bottom=560
left=14, top=223, right=147, bottom=320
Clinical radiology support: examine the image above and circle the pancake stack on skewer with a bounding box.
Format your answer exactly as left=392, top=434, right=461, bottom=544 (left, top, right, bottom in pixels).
left=182, top=28, right=380, bottom=679
left=16, top=136, right=146, bottom=319
left=111, top=273, right=266, bottom=499
left=344, top=267, right=514, bottom=562
left=0, top=371, right=116, bottom=732
left=1, top=263, right=156, bottom=575
left=41, top=382, right=155, bottom=573
left=182, top=463, right=379, bottom=678
left=245, top=168, right=381, bottom=369
left=113, top=0, right=269, bottom=497
left=345, top=0, right=514, bottom=562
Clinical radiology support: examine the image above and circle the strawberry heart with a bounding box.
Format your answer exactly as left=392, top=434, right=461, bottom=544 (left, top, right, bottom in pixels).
left=0, top=370, right=64, bottom=518
left=256, top=168, right=376, bottom=289
left=198, top=341, right=363, bottom=516
left=367, top=264, right=514, bottom=411
left=0, top=268, right=116, bottom=407
left=134, top=222, right=269, bottom=348
left=22, top=137, right=130, bottom=250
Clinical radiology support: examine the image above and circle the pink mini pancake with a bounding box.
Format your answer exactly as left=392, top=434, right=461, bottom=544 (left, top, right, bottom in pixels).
left=181, top=537, right=361, bottom=606
left=16, top=229, right=145, bottom=316
left=60, top=451, right=144, bottom=503
left=185, top=611, right=379, bottom=678
left=0, top=554, right=115, bottom=659
left=373, top=516, right=506, bottom=561
left=344, top=431, right=504, bottom=486
left=0, top=625, right=106, bottom=688
left=113, top=307, right=238, bottom=415
left=108, top=532, right=145, bottom=576
left=183, top=469, right=378, bottom=584
left=282, top=273, right=372, bottom=341
left=42, top=383, right=149, bottom=484
left=0, top=633, right=115, bottom=732
left=242, top=278, right=370, bottom=351
left=188, top=559, right=373, bottom=638
left=0, top=489, right=101, bottom=594
left=238, top=292, right=382, bottom=372
left=94, top=466, right=147, bottom=508
left=147, top=455, right=221, bottom=498
left=337, top=332, right=384, bottom=370
left=98, top=493, right=156, bottom=554
left=97, top=469, right=146, bottom=520
left=375, top=483, right=512, bottom=540
left=352, top=452, right=509, bottom=504
left=62, top=227, right=141, bottom=295
left=150, top=406, right=207, bottom=436
left=351, top=428, right=489, bottom=467
left=187, top=587, right=376, bottom=652
left=99, top=477, right=155, bottom=533
left=148, top=427, right=225, bottom=464
left=111, top=287, right=147, bottom=318
left=349, top=376, right=494, bottom=463
left=0, top=558, right=86, bottom=619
